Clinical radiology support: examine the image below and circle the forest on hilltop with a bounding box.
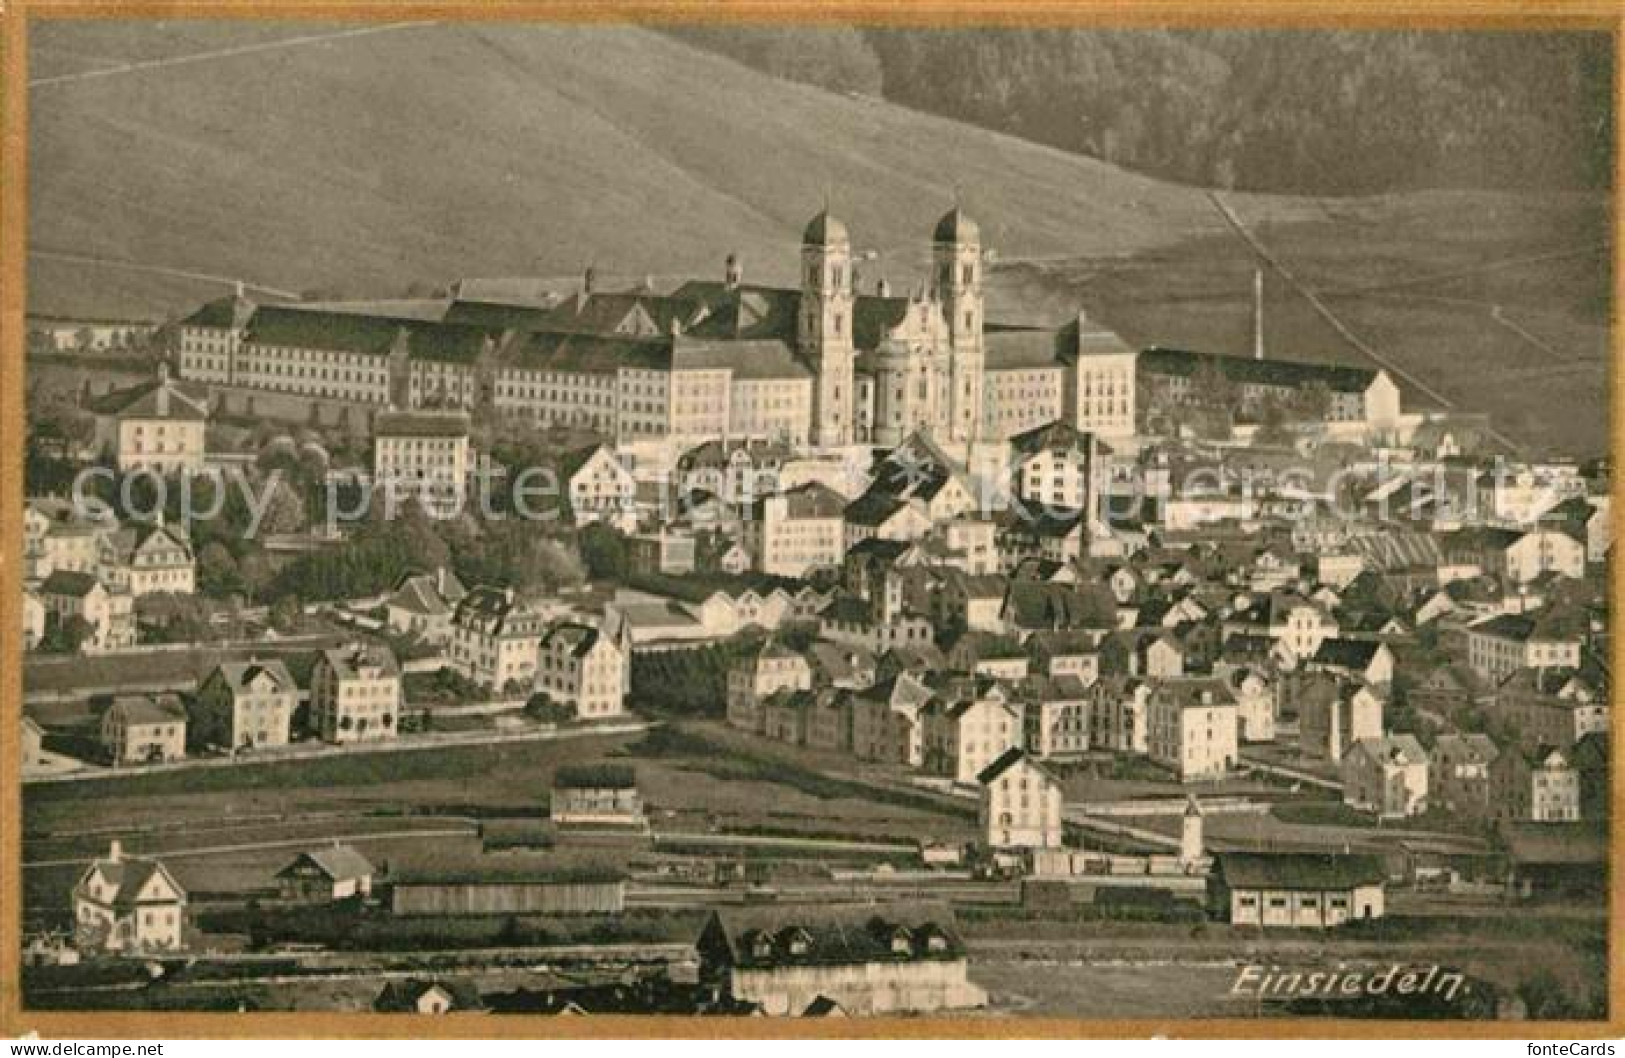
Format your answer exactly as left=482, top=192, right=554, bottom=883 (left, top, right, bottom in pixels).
left=663, top=27, right=1612, bottom=195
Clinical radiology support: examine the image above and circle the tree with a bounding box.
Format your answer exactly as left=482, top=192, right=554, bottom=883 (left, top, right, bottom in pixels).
left=43, top=614, right=95, bottom=654
left=580, top=523, right=629, bottom=581
left=197, top=542, right=243, bottom=599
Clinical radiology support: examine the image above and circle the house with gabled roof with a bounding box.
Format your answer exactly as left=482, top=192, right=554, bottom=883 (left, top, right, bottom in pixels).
left=1341, top=735, right=1429, bottom=818
left=922, top=686, right=1021, bottom=784
left=97, top=519, right=194, bottom=599
left=695, top=902, right=986, bottom=1016
left=1146, top=677, right=1238, bottom=781
left=1210, top=852, right=1385, bottom=928
left=385, top=567, right=467, bottom=645
left=1491, top=744, right=1582, bottom=823
left=194, top=658, right=297, bottom=751
left=978, top=748, right=1064, bottom=849
left=276, top=844, right=376, bottom=904
left=1429, top=734, right=1499, bottom=819
left=310, top=642, right=401, bottom=744
left=374, top=978, right=485, bottom=1015
left=73, top=841, right=187, bottom=953
left=726, top=640, right=811, bottom=734
left=88, top=362, right=208, bottom=475
left=101, top=694, right=187, bottom=765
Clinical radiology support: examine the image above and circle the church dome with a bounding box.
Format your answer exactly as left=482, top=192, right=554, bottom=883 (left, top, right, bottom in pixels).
left=802, top=210, right=849, bottom=248
left=933, top=207, right=980, bottom=245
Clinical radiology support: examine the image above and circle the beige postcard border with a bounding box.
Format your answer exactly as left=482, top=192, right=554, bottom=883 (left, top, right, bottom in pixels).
left=0, top=0, right=1620, bottom=1039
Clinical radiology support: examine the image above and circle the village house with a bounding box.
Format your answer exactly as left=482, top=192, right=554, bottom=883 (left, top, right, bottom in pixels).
left=1025, top=629, right=1101, bottom=684
left=560, top=443, right=636, bottom=525
left=726, top=640, right=812, bottom=734
left=1218, top=663, right=1276, bottom=742
left=1491, top=744, right=1582, bottom=823
left=850, top=673, right=933, bottom=767
left=192, top=658, right=298, bottom=751
left=977, top=748, right=1064, bottom=850
left=1307, top=638, right=1395, bottom=688
left=1495, top=667, right=1610, bottom=750
left=310, top=642, right=401, bottom=744
left=101, top=693, right=187, bottom=765
left=535, top=620, right=627, bottom=719
left=451, top=585, right=550, bottom=691
left=921, top=686, right=1022, bottom=784
left=1210, top=852, right=1386, bottom=928
left=97, top=519, right=195, bottom=598
left=1294, top=675, right=1384, bottom=763
left=1429, top=733, right=1499, bottom=819
left=383, top=567, right=467, bottom=645
left=752, top=482, right=847, bottom=578
left=1006, top=419, right=1104, bottom=520
left=275, top=844, right=376, bottom=905
left=374, top=979, right=486, bottom=1015
left=73, top=841, right=187, bottom=953
left=88, top=363, right=209, bottom=475
left=22, top=591, right=44, bottom=651
left=1341, top=735, right=1429, bottom=818
left=1465, top=611, right=1584, bottom=685
left=1018, top=675, right=1091, bottom=759
left=695, top=903, right=987, bottom=1016
left=549, top=763, right=646, bottom=829
left=1146, top=677, right=1239, bottom=781
left=38, top=569, right=133, bottom=651
left=373, top=410, right=472, bottom=515
left=1467, top=527, right=1586, bottom=585
left=1539, top=494, right=1611, bottom=563
left=1086, top=676, right=1152, bottom=755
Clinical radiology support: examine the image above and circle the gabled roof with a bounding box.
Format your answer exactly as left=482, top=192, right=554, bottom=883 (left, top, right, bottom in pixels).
left=107, top=693, right=187, bottom=726
left=317, top=642, right=400, bottom=680
left=1311, top=638, right=1386, bottom=670
left=553, top=763, right=637, bottom=790
left=206, top=658, right=296, bottom=695
left=76, top=853, right=185, bottom=910
left=87, top=374, right=209, bottom=421
left=1349, top=734, right=1428, bottom=767
left=1215, top=852, right=1386, bottom=891
left=976, top=747, right=1059, bottom=785
left=278, top=844, right=374, bottom=883
left=541, top=622, right=602, bottom=658
left=702, top=902, right=964, bottom=969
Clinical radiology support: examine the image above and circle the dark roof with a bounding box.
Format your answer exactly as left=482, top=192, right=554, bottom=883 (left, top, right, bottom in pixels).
left=1140, top=346, right=1380, bottom=394
left=983, top=328, right=1071, bottom=371
left=86, top=376, right=209, bottom=421
left=553, top=763, right=636, bottom=790
left=278, top=844, right=375, bottom=882
left=1008, top=419, right=1103, bottom=459
left=391, top=865, right=626, bottom=886
left=375, top=411, right=470, bottom=438
left=244, top=305, right=404, bottom=355
left=1216, top=852, right=1386, bottom=891
left=843, top=491, right=910, bottom=527
left=179, top=293, right=257, bottom=330
left=802, top=210, right=849, bottom=247
left=933, top=206, right=979, bottom=244
left=702, top=901, right=965, bottom=969
left=40, top=569, right=102, bottom=597
left=977, top=746, right=1057, bottom=785
left=1312, top=638, right=1385, bottom=669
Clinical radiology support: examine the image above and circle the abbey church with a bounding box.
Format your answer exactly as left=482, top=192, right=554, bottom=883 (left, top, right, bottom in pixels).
left=176, top=205, right=1397, bottom=457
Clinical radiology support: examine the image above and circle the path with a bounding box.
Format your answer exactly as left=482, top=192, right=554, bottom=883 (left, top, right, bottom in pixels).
left=29, top=23, right=434, bottom=89
left=27, top=249, right=300, bottom=300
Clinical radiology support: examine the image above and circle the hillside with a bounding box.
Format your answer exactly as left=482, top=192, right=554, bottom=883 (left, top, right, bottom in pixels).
left=28, top=21, right=1313, bottom=318
left=27, top=22, right=1611, bottom=455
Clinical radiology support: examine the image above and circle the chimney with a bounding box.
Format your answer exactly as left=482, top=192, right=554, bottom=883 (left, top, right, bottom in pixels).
left=876, top=276, right=891, bottom=298
left=583, top=265, right=597, bottom=296
left=724, top=253, right=742, bottom=290
left=108, top=840, right=123, bottom=864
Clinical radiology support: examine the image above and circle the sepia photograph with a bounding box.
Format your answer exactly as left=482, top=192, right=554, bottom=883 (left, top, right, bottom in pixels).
left=8, top=9, right=1617, bottom=1033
